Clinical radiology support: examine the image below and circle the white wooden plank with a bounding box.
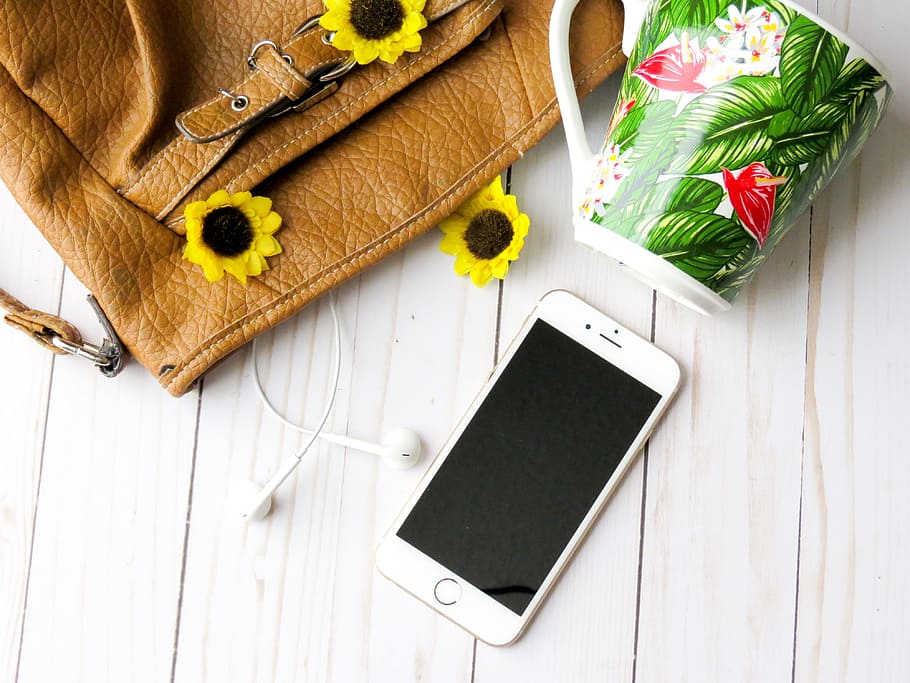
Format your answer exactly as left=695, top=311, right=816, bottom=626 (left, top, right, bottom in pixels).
left=172, top=288, right=353, bottom=683
left=327, top=237, right=496, bottom=683
left=633, top=188, right=810, bottom=677
left=794, top=120, right=910, bottom=682
left=0, top=185, right=63, bottom=683
left=474, top=72, right=657, bottom=681
left=16, top=275, right=200, bottom=683
left=174, top=233, right=496, bottom=682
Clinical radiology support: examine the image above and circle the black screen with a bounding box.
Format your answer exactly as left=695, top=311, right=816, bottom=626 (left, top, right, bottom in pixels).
left=397, top=320, right=662, bottom=615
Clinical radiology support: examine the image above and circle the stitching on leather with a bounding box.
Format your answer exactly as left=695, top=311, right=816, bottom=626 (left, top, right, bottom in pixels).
left=120, top=34, right=318, bottom=195
left=257, top=51, right=310, bottom=97
left=121, top=4, right=476, bottom=203
left=162, top=1, right=501, bottom=229
left=152, top=131, right=243, bottom=220
left=165, top=43, right=623, bottom=393
left=119, top=68, right=263, bottom=197
left=227, top=2, right=500, bottom=188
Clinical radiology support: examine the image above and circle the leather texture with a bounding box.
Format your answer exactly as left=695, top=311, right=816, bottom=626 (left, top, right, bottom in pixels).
left=0, top=0, right=625, bottom=395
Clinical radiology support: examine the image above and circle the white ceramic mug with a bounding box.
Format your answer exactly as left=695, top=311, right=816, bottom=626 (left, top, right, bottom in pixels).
left=550, top=0, right=891, bottom=314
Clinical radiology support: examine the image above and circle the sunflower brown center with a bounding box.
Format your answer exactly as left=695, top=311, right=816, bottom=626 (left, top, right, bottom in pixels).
left=464, top=209, right=514, bottom=260
left=202, top=206, right=254, bottom=257
left=349, top=0, right=405, bottom=40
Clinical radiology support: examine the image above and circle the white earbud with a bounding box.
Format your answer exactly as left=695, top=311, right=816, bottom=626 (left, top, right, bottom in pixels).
left=316, top=427, right=422, bottom=469
left=231, top=427, right=422, bottom=520
left=236, top=294, right=423, bottom=522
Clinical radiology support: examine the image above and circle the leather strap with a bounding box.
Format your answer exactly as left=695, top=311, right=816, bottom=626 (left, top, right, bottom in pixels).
left=117, top=0, right=490, bottom=222
left=0, top=288, right=126, bottom=374
left=0, top=287, right=82, bottom=353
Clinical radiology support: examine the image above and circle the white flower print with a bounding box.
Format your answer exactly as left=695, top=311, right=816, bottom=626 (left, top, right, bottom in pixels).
left=701, top=5, right=787, bottom=85
left=580, top=144, right=631, bottom=220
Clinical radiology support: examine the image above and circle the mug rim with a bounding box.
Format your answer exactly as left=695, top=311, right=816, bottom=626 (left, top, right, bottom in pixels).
left=771, top=0, right=891, bottom=82
left=574, top=217, right=733, bottom=316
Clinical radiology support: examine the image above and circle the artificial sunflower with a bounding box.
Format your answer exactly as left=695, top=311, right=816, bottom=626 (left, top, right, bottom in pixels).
left=183, top=190, right=283, bottom=285
left=439, top=176, right=530, bottom=287
left=320, top=0, right=427, bottom=65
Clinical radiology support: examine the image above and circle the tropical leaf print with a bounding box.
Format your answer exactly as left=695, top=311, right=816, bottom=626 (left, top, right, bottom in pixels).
left=579, top=1, right=890, bottom=302
left=779, top=15, right=849, bottom=117
left=667, top=76, right=786, bottom=174
left=766, top=107, right=843, bottom=165
left=826, top=59, right=888, bottom=106
left=627, top=0, right=677, bottom=68
left=595, top=177, right=726, bottom=244
left=644, top=211, right=751, bottom=281
left=609, top=99, right=676, bottom=155
left=668, top=0, right=729, bottom=29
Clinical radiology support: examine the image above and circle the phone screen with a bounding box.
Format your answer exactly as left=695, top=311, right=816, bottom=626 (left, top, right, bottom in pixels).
left=397, top=319, right=662, bottom=615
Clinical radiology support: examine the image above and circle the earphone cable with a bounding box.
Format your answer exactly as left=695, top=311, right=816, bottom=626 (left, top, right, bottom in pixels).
left=250, top=292, right=343, bottom=459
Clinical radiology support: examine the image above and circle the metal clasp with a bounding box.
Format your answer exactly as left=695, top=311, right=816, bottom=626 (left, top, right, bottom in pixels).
left=49, top=295, right=125, bottom=378
left=254, top=16, right=358, bottom=120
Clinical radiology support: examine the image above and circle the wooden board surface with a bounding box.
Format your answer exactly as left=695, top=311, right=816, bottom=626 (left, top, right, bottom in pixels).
left=3, top=1, right=909, bottom=680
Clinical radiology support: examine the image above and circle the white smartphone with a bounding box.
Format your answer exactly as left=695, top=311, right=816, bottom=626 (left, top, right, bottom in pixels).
left=375, top=290, right=681, bottom=645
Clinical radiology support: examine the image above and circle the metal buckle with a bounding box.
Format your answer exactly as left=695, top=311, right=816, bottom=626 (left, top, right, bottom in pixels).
left=49, top=295, right=125, bottom=378
left=253, top=16, right=357, bottom=120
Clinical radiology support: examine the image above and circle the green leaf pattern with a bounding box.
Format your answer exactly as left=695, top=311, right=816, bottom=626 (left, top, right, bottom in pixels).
left=580, top=0, right=890, bottom=304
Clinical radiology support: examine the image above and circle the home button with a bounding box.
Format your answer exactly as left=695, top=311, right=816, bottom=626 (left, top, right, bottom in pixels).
left=434, top=578, right=462, bottom=605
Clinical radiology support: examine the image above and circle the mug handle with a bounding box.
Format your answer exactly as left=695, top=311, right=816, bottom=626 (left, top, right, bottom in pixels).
left=549, top=0, right=649, bottom=201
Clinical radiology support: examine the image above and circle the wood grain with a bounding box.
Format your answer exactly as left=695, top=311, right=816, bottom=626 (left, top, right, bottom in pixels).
left=1, top=0, right=909, bottom=679
left=636, top=219, right=809, bottom=682
left=795, top=120, right=910, bottom=683
left=0, top=189, right=63, bottom=683
left=15, top=278, right=200, bottom=683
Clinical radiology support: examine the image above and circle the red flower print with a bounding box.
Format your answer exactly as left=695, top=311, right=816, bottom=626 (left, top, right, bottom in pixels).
left=722, top=162, right=788, bottom=247
left=607, top=98, right=636, bottom=138
left=633, top=34, right=707, bottom=93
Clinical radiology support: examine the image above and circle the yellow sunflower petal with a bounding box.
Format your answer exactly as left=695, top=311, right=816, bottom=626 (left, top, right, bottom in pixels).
left=255, top=234, right=282, bottom=257
left=378, top=45, right=405, bottom=63
left=454, top=250, right=477, bottom=275
left=260, top=211, right=282, bottom=234
left=320, top=13, right=345, bottom=31
left=248, top=195, right=272, bottom=217
left=513, top=213, right=530, bottom=238
left=439, top=232, right=466, bottom=255
left=398, top=32, right=422, bottom=52
left=183, top=241, right=205, bottom=263
left=439, top=215, right=469, bottom=235
left=322, top=0, right=349, bottom=13
left=185, top=201, right=208, bottom=220
left=201, top=255, right=225, bottom=282
left=244, top=251, right=263, bottom=277
left=329, top=29, right=355, bottom=50
left=184, top=216, right=203, bottom=240
left=501, top=194, right=520, bottom=219
left=353, top=41, right=380, bottom=65
left=503, top=237, right=525, bottom=259
left=230, top=191, right=252, bottom=207
left=403, top=12, right=427, bottom=33
left=490, top=259, right=510, bottom=279
left=486, top=176, right=505, bottom=202
left=470, top=262, right=493, bottom=287
left=206, top=189, right=230, bottom=209
left=222, top=257, right=248, bottom=285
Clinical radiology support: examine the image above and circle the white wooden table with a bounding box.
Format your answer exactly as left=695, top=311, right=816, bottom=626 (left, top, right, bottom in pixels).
left=3, top=2, right=909, bottom=680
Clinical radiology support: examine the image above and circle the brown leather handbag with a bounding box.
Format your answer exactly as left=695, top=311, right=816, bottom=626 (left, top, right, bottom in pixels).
left=0, top=0, right=625, bottom=395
